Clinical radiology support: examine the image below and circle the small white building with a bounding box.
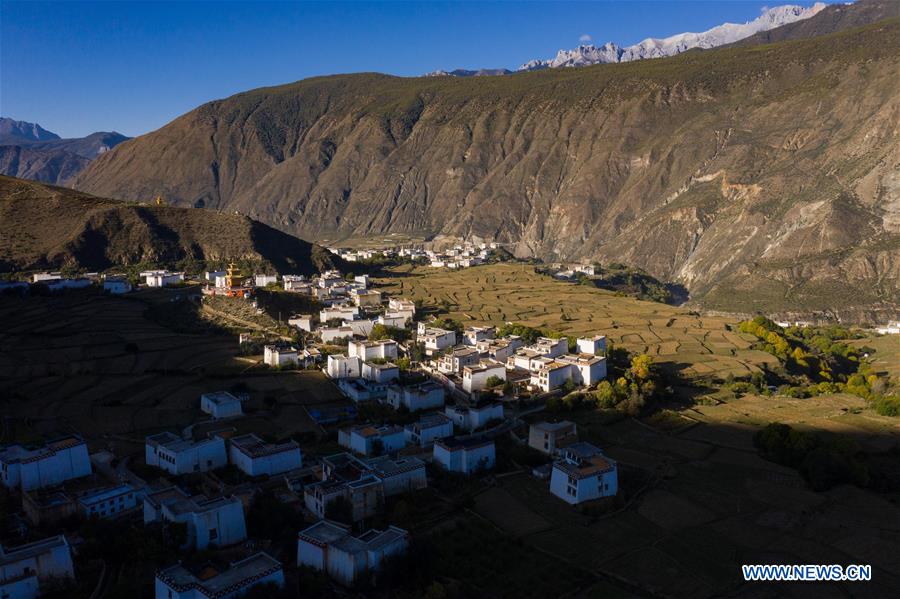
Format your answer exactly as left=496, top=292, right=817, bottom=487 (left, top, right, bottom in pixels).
left=388, top=298, right=416, bottom=313
left=532, top=361, right=574, bottom=393
left=204, top=270, right=226, bottom=282
left=297, top=521, right=409, bottom=587
left=576, top=335, right=607, bottom=356
left=418, top=327, right=456, bottom=355
left=32, top=272, right=61, bottom=283
left=263, top=343, right=300, bottom=368
left=437, top=346, right=480, bottom=374
left=155, top=552, right=283, bottom=599
left=463, top=326, right=495, bottom=346
left=377, top=313, right=408, bottom=328
left=444, top=402, right=504, bottom=432
left=433, top=437, right=495, bottom=475
left=145, top=432, right=228, bottom=475
left=362, top=361, right=400, bottom=384
left=345, top=318, right=376, bottom=337
left=0, top=536, right=74, bottom=599
left=78, top=484, right=138, bottom=519
left=353, top=289, right=382, bottom=307
left=557, top=353, right=607, bottom=386
left=476, top=335, right=523, bottom=363
left=404, top=413, right=454, bottom=447
left=320, top=326, right=355, bottom=344
left=338, top=425, right=406, bottom=457
left=549, top=442, right=618, bottom=505
left=228, top=434, right=302, bottom=477
left=288, top=314, right=315, bottom=332
left=144, top=487, right=247, bottom=550
left=875, top=321, right=900, bottom=335
left=255, top=274, right=278, bottom=287
left=103, top=276, right=132, bottom=294
left=321, top=305, right=359, bottom=322
left=46, top=278, right=92, bottom=292
left=283, top=274, right=309, bottom=293
left=145, top=271, right=184, bottom=288
left=462, top=361, right=506, bottom=394
left=337, top=378, right=388, bottom=403
left=385, top=380, right=445, bottom=412
left=366, top=455, right=427, bottom=496
left=0, top=436, right=92, bottom=492
left=528, top=421, right=578, bottom=455
left=530, top=337, right=569, bottom=358
left=348, top=339, right=398, bottom=361
left=327, top=354, right=362, bottom=379
left=200, top=391, right=243, bottom=419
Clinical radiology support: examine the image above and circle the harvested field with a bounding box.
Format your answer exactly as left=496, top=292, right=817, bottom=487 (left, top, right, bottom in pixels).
left=377, top=264, right=777, bottom=381
left=0, top=293, right=348, bottom=449
left=479, top=410, right=900, bottom=598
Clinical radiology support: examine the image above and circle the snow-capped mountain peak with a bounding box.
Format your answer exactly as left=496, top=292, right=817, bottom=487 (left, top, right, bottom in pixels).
left=518, top=2, right=827, bottom=71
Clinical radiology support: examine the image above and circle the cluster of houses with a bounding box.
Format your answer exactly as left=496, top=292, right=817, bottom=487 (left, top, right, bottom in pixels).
left=416, top=323, right=608, bottom=396
left=424, top=243, right=497, bottom=269
left=326, top=241, right=503, bottom=271
left=0, top=272, right=135, bottom=295
left=290, top=295, right=413, bottom=346
left=549, top=263, right=597, bottom=281
left=0, top=264, right=625, bottom=599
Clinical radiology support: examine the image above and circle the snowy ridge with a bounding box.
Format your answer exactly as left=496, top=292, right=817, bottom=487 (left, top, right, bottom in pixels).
left=518, top=3, right=827, bottom=71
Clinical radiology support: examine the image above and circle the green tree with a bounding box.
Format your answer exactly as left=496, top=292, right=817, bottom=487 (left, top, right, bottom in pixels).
left=485, top=375, right=504, bottom=388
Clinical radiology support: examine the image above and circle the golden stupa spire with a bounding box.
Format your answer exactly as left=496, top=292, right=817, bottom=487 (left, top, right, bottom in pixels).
left=225, top=262, right=239, bottom=288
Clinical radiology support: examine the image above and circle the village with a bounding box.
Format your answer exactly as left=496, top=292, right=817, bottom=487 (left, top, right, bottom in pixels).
left=327, top=241, right=504, bottom=270
left=0, top=263, right=622, bottom=599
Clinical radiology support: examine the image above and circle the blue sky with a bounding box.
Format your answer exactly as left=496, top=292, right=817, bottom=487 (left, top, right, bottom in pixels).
left=1, top=1, right=836, bottom=138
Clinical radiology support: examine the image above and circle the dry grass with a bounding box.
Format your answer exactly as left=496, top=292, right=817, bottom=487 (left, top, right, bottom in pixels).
left=377, top=263, right=777, bottom=380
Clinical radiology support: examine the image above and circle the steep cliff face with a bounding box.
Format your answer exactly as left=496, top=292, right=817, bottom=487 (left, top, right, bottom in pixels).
left=74, top=20, right=900, bottom=316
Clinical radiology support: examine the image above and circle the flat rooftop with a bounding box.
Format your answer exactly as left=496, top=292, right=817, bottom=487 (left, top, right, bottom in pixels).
left=0, top=436, right=85, bottom=465
left=202, top=391, right=241, bottom=406
left=229, top=434, right=299, bottom=458
left=0, top=535, right=68, bottom=566
left=77, top=484, right=134, bottom=507
left=156, top=552, right=282, bottom=595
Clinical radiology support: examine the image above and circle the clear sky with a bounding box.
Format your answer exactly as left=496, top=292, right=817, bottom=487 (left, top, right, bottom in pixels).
left=1, top=0, right=835, bottom=138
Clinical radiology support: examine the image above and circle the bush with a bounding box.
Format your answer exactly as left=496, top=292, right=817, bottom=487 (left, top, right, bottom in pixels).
left=485, top=375, right=504, bottom=388
left=873, top=395, right=900, bottom=417
left=370, top=323, right=410, bottom=342
left=754, top=423, right=868, bottom=491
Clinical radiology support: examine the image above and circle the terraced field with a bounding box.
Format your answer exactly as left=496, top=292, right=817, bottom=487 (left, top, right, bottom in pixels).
left=0, top=292, right=346, bottom=450
left=377, top=263, right=778, bottom=380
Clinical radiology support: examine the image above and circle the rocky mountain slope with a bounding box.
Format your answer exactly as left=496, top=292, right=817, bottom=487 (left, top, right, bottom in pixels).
left=0, top=118, right=130, bottom=185
left=0, top=146, right=91, bottom=187
left=731, top=0, right=898, bottom=47
left=0, top=118, right=60, bottom=143
left=519, top=2, right=826, bottom=70
left=0, top=176, right=338, bottom=275
left=73, top=19, right=900, bottom=320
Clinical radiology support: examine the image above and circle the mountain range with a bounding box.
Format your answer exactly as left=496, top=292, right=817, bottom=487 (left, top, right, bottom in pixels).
left=0, top=176, right=338, bottom=275
left=517, top=2, right=827, bottom=71
left=0, top=117, right=130, bottom=186
left=425, top=2, right=832, bottom=77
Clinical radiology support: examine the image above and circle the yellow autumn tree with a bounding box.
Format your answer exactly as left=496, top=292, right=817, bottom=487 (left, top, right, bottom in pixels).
left=630, top=354, right=653, bottom=381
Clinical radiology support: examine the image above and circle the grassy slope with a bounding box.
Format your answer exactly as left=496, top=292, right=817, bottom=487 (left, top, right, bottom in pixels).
left=0, top=175, right=338, bottom=274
